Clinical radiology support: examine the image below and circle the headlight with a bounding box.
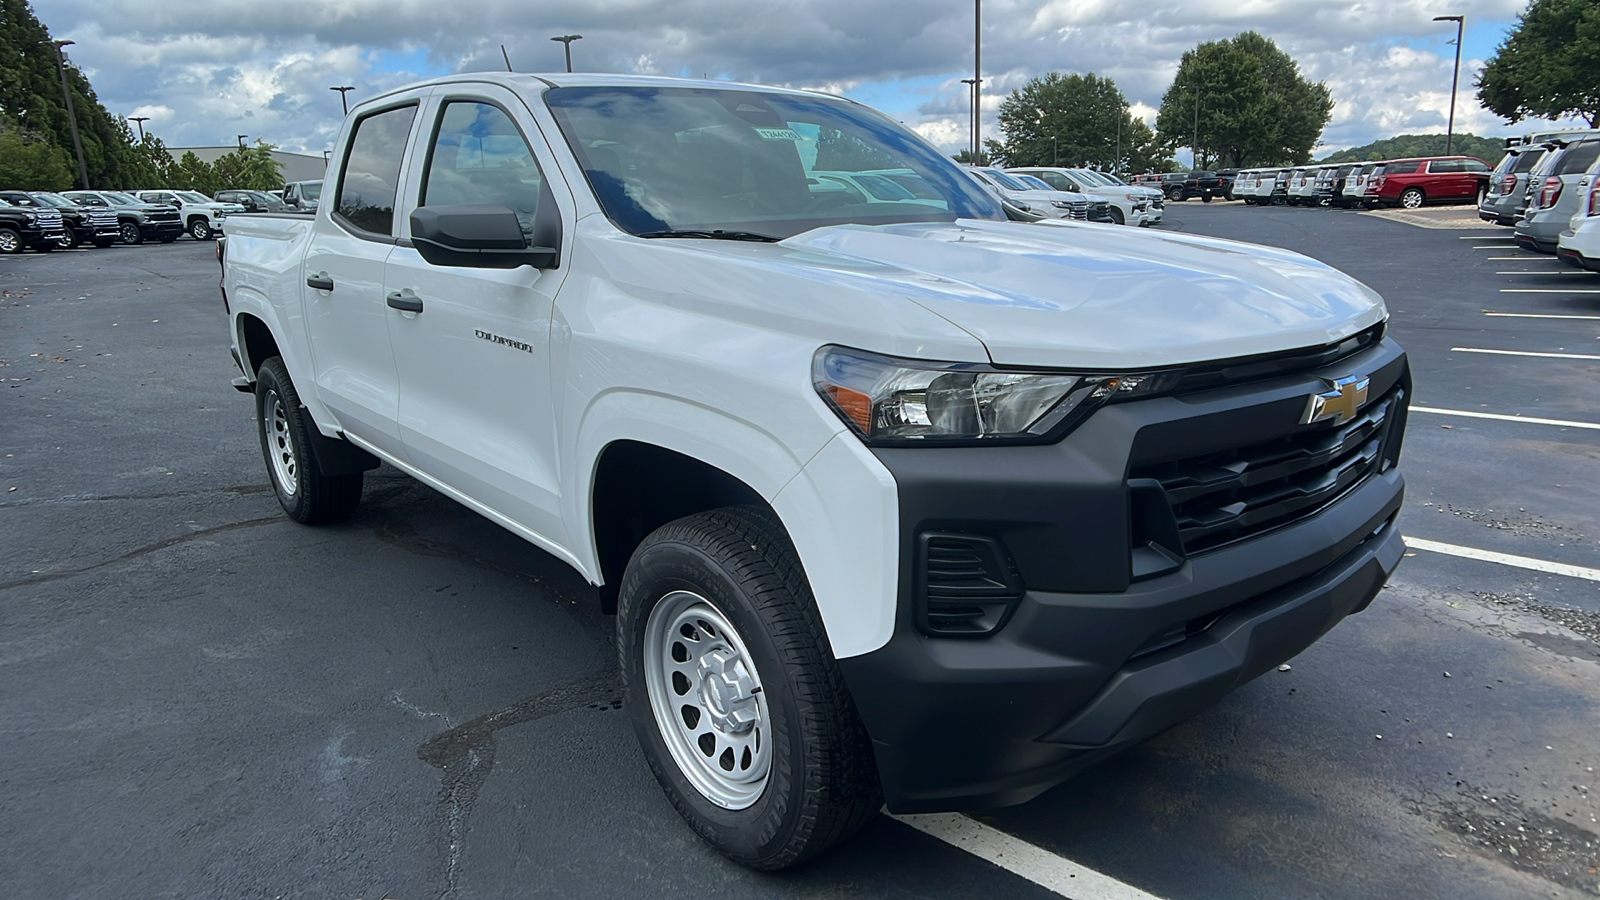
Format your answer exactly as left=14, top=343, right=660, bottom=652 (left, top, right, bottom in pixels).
left=23, top=213, right=38, bottom=225
left=1050, top=200, right=1074, bottom=209
left=813, top=346, right=1180, bottom=444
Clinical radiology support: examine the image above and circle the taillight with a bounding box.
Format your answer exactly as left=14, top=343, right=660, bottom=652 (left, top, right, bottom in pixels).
left=1500, top=174, right=1517, bottom=194
left=1374, top=176, right=1385, bottom=190
left=1538, top=176, right=1562, bottom=208
left=1588, top=181, right=1600, bottom=217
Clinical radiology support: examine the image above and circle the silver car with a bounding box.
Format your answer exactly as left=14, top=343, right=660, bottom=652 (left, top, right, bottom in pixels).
left=1480, top=145, right=1549, bottom=226
left=1515, top=138, right=1600, bottom=253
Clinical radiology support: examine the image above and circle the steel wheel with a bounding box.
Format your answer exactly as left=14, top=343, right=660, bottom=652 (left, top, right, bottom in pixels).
left=263, top=388, right=299, bottom=497
left=643, top=589, right=772, bottom=810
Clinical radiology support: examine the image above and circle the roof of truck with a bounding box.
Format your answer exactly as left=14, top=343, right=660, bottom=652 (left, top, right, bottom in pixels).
left=361, top=72, right=847, bottom=107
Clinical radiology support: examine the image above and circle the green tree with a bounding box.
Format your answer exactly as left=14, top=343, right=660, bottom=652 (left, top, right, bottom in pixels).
left=1316, top=133, right=1508, bottom=164
left=0, top=121, right=73, bottom=189
left=815, top=127, right=903, bottom=171
left=1156, top=31, right=1333, bottom=168
left=993, top=72, right=1170, bottom=174
left=211, top=141, right=285, bottom=191
left=1477, top=0, right=1600, bottom=126
left=170, top=151, right=219, bottom=195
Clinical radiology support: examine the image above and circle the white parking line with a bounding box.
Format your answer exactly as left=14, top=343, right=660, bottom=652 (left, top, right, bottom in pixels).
left=1449, top=347, right=1600, bottom=360
left=1411, top=406, right=1600, bottom=430
left=1473, top=246, right=1519, bottom=249
left=1494, top=270, right=1590, bottom=275
left=1486, top=256, right=1558, bottom=260
left=1405, top=537, right=1600, bottom=582
left=1484, top=312, right=1600, bottom=319
left=892, top=813, right=1166, bottom=900
left=1499, top=288, right=1600, bottom=293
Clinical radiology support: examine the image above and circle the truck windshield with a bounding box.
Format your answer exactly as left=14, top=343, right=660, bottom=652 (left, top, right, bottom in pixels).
left=29, top=193, right=74, bottom=208
left=177, top=191, right=213, bottom=203
left=103, top=192, right=140, bottom=205
left=299, top=182, right=322, bottom=201
left=544, top=86, right=1003, bottom=239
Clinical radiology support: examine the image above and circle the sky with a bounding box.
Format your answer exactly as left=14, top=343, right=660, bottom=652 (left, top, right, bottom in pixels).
left=32, top=0, right=1591, bottom=164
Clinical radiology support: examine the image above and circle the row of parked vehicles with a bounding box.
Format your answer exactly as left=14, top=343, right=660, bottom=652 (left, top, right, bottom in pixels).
left=1476, top=130, right=1600, bottom=270
left=970, top=167, right=1166, bottom=226
left=0, top=188, right=298, bottom=254
left=1228, top=157, right=1493, bottom=209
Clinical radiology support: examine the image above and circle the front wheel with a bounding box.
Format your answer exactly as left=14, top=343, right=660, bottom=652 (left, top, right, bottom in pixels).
left=119, top=221, right=143, bottom=244
left=255, top=357, right=363, bottom=524
left=1108, top=206, right=1126, bottom=226
left=1167, top=187, right=1185, bottom=201
left=58, top=230, right=80, bottom=250
left=620, top=507, right=880, bottom=870
left=188, top=218, right=212, bottom=240
left=0, top=228, right=24, bottom=255
left=1400, top=187, right=1425, bottom=209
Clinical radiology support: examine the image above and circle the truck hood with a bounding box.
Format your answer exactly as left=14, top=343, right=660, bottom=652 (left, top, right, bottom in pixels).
left=781, top=219, right=1387, bottom=369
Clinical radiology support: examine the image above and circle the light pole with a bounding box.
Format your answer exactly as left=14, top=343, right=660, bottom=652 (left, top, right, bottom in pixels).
left=550, top=35, right=582, bottom=73
left=972, top=0, right=981, bottom=165
left=960, top=78, right=979, bottom=163
left=47, top=40, right=91, bottom=190
left=1434, top=15, right=1465, bottom=156
left=1192, top=86, right=1201, bottom=169
left=237, top=134, right=248, bottom=150
left=129, top=116, right=149, bottom=140
left=330, top=85, right=354, bottom=116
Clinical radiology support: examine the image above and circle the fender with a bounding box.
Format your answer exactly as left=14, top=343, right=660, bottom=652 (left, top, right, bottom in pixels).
left=230, top=290, right=344, bottom=441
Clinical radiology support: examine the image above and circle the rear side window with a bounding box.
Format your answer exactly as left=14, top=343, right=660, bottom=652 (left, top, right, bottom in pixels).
left=1510, top=150, right=1547, bottom=174
left=1463, top=159, right=1490, bottom=172
left=1553, top=141, right=1600, bottom=176
left=1429, top=160, right=1463, bottom=174
left=336, top=103, right=418, bottom=236
left=1385, top=161, right=1421, bottom=175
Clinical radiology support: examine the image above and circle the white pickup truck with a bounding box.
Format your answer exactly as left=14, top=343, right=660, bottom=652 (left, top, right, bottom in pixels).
left=219, top=72, right=1410, bottom=869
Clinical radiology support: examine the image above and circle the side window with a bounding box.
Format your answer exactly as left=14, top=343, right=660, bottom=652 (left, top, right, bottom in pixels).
left=1464, top=159, right=1490, bottom=173
left=1555, top=142, right=1600, bottom=176
left=421, top=101, right=543, bottom=241
left=336, top=103, right=418, bottom=236
left=1429, top=160, right=1463, bottom=174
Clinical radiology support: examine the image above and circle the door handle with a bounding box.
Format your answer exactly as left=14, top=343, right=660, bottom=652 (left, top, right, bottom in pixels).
left=306, top=272, right=334, bottom=291
left=386, top=291, right=423, bottom=313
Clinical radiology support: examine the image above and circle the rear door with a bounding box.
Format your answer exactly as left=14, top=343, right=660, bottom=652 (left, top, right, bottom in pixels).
left=302, top=94, right=426, bottom=458
left=383, top=85, right=575, bottom=547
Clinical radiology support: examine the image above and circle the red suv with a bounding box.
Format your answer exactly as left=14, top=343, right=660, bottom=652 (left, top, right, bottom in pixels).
left=1371, top=156, right=1492, bottom=209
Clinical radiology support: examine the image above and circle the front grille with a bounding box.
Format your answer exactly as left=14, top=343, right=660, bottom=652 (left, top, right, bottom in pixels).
left=90, top=211, right=116, bottom=226
left=1130, top=384, right=1404, bottom=555
left=917, top=533, right=1022, bottom=636
left=1061, top=200, right=1089, bottom=221
left=149, top=210, right=180, bottom=223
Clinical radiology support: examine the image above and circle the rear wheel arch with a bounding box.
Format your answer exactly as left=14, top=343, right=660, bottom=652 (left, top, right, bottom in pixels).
left=590, top=440, right=768, bottom=614
left=236, top=314, right=282, bottom=384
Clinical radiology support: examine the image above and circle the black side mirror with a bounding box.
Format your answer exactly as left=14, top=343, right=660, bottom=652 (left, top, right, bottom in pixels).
left=409, top=181, right=561, bottom=270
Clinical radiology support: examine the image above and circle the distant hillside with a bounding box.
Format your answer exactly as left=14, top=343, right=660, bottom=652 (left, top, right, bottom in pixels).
left=1317, top=134, right=1508, bottom=164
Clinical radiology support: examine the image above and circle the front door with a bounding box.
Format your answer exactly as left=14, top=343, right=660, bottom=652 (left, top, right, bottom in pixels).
left=384, top=90, right=573, bottom=547
left=303, top=99, right=424, bottom=459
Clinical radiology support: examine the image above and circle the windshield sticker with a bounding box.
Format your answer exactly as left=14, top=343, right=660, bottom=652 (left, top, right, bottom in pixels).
left=754, top=127, right=803, bottom=142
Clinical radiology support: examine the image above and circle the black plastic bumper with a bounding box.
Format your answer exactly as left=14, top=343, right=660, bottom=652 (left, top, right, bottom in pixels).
left=839, top=339, right=1409, bottom=813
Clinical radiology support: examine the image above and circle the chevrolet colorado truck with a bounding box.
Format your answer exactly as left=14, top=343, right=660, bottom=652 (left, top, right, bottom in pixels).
left=219, top=73, right=1409, bottom=869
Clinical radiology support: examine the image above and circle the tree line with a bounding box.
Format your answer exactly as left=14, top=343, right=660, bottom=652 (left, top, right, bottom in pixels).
left=0, top=0, right=283, bottom=192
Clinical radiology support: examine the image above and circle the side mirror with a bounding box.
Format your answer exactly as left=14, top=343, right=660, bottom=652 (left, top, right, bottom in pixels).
left=409, top=181, right=561, bottom=270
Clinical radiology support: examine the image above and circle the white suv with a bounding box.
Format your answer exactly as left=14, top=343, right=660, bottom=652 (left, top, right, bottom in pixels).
left=131, top=190, right=245, bottom=240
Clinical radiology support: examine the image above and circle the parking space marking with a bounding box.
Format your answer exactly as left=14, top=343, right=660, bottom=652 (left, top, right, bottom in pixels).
left=1486, top=256, right=1558, bottom=260
left=1484, top=312, right=1600, bottom=319
left=1405, top=537, right=1600, bottom=582
left=891, top=813, right=1166, bottom=900
left=1493, top=270, right=1590, bottom=275
left=1499, top=288, right=1600, bottom=293
left=1412, top=406, right=1600, bottom=430
left=1449, top=347, right=1600, bottom=360
left=1473, top=245, right=1519, bottom=249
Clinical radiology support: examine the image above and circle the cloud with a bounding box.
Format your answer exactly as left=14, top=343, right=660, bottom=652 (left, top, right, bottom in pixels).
left=30, top=0, right=1582, bottom=160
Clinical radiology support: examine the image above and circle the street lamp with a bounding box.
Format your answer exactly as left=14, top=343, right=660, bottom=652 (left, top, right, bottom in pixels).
left=971, top=0, right=981, bottom=164
left=47, top=40, right=91, bottom=190
left=960, top=78, right=979, bottom=163
left=550, top=35, right=582, bottom=73
left=1434, top=15, right=1465, bottom=156
left=129, top=116, right=149, bottom=140
left=330, top=85, right=354, bottom=116
left=237, top=134, right=248, bottom=150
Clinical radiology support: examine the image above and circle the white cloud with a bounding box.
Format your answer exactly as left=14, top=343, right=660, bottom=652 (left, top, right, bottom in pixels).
left=29, top=0, right=1584, bottom=160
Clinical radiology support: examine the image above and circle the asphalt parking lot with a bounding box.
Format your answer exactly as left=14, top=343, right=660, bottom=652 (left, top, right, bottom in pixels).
left=4, top=206, right=1599, bottom=900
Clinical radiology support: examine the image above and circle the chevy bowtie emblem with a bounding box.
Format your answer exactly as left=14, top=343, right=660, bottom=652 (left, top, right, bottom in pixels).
left=1302, top=375, right=1370, bottom=426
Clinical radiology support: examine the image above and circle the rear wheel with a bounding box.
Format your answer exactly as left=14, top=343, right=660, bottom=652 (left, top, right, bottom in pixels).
left=1400, top=187, right=1425, bottom=209
left=254, top=357, right=363, bottom=524
left=119, top=221, right=143, bottom=244
left=620, top=506, right=881, bottom=870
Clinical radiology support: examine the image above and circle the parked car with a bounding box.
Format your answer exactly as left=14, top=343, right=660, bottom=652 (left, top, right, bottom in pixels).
left=1340, top=163, right=1384, bottom=208
left=1367, top=156, right=1492, bottom=209
left=1516, top=137, right=1600, bottom=253
left=0, top=195, right=67, bottom=254
left=130, top=190, right=244, bottom=240
left=1285, top=167, right=1320, bottom=206
left=1244, top=168, right=1280, bottom=205
left=1479, top=145, right=1551, bottom=225
left=1556, top=163, right=1600, bottom=271
left=1006, top=167, right=1146, bottom=225
left=1311, top=165, right=1345, bottom=206
left=0, top=190, right=118, bottom=249
left=1161, top=171, right=1221, bottom=202
left=280, top=180, right=322, bottom=212
left=1216, top=168, right=1240, bottom=200
left=1087, top=169, right=1166, bottom=225
left=61, top=190, right=184, bottom=244
left=215, top=189, right=290, bottom=213
left=968, top=167, right=1095, bottom=221
left=1011, top=173, right=1114, bottom=222
left=219, top=71, right=1408, bottom=868
left=1270, top=168, right=1294, bottom=205
left=1324, top=164, right=1359, bottom=207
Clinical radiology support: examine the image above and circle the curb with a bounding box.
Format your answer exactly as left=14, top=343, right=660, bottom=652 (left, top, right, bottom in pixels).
left=1359, top=209, right=1501, bottom=231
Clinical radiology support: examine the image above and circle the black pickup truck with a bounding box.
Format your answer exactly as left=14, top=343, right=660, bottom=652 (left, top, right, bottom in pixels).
left=0, top=191, right=119, bottom=249
left=0, top=196, right=67, bottom=254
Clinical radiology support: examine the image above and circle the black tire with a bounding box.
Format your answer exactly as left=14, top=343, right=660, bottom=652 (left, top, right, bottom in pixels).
left=119, top=221, right=143, bottom=245
left=254, top=357, right=363, bottom=525
left=0, top=227, right=22, bottom=255
left=58, top=230, right=80, bottom=250
left=619, top=506, right=881, bottom=870
left=1108, top=206, right=1126, bottom=226
left=1167, top=186, right=1185, bottom=201
left=1399, top=187, right=1425, bottom=209
left=1202, top=194, right=1213, bottom=203
left=188, top=218, right=212, bottom=240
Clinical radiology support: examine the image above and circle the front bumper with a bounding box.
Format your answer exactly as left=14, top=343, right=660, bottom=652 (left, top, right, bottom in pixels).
left=839, top=338, right=1409, bottom=812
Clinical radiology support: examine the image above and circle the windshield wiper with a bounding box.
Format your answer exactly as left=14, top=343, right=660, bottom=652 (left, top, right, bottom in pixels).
left=636, top=229, right=779, bottom=243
